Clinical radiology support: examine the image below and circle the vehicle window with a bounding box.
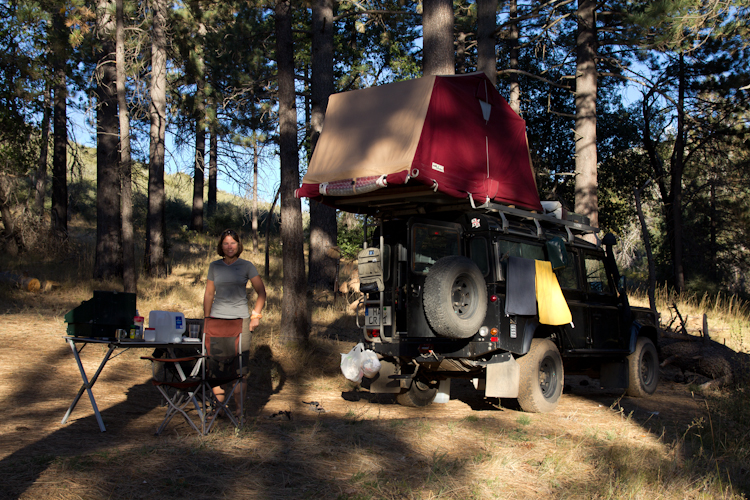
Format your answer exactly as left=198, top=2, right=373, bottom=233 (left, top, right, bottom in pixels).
left=496, top=240, right=545, bottom=261
left=469, top=237, right=489, bottom=276
left=411, top=224, right=461, bottom=274
left=584, top=256, right=612, bottom=294
left=556, top=256, right=578, bottom=289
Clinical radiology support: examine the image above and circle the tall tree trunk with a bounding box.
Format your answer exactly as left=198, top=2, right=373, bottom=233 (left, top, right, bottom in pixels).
left=145, top=0, right=168, bottom=277
left=507, top=0, right=520, bottom=114
left=709, top=176, right=717, bottom=281
left=94, top=0, right=122, bottom=280
left=0, top=175, right=22, bottom=255
left=276, top=0, right=309, bottom=343
left=191, top=97, right=206, bottom=232
left=190, top=12, right=206, bottom=232
left=422, top=0, right=454, bottom=75
left=574, top=0, right=599, bottom=233
left=643, top=66, right=685, bottom=293
left=308, top=0, right=337, bottom=291
left=51, top=8, right=68, bottom=237
left=207, top=116, right=217, bottom=218
left=670, top=53, right=686, bottom=292
left=477, top=0, right=497, bottom=85
left=117, top=0, right=136, bottom=293
left=634, top=183, right=656, bottom=316
left=265, top=188, right=280, bottom=280
left=35, top=83, right=51, bottom=216
left=252, top=139, right=259, bottom=253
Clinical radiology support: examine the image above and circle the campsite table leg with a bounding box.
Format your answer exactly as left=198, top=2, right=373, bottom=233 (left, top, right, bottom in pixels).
left=61, top=339, right=115, bottom=432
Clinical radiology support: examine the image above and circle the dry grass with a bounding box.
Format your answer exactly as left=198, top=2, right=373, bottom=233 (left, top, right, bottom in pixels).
left=1, top=228, right=750, bottom=499
left=629, top=285, right=750, bottom=354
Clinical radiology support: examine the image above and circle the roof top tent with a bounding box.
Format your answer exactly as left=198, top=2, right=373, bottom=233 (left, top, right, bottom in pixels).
left=296, top=73, right=543, bottom=216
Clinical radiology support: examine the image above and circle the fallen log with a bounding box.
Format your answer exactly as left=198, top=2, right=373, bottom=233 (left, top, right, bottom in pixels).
left=0, top=271, right=60, bottom=293
left=0, top=271, right=40, bottom=292
left=659, top=336, right=745, bottom=389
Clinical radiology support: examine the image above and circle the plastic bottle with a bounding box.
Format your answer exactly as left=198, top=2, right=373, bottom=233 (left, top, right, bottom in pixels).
left=133, top=315, right=144, bottom=340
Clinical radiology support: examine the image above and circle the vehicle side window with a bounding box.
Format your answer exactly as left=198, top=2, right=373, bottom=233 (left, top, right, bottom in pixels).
left=584, top=255, right=612, bottom=294
left=411, top=224, right=461, bottom=274
left=495, top=240, right=545, bottom=281
left=469, top=237, right=489, bottom=276
left=496, top=240, right=545, bottom=261
left=555, top=254, right=578, bottom=289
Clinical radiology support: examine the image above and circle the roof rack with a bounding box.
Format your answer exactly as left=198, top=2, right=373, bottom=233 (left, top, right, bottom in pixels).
left=322, top=184, right=599, bottom=243
left=477, top=202, right=599, bottom=243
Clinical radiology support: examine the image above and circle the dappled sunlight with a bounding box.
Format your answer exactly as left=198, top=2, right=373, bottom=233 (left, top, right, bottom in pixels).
left=1, top=226, right=748, bottom=498
left=0, top=312, right=747, bottom=498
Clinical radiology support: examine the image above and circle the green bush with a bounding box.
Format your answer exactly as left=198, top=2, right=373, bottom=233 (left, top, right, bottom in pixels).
left=337, top=220, right=365, bottom=259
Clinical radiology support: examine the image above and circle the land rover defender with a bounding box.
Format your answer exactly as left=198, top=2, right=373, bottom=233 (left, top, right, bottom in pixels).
left=354, top=199, right=660, bottom=412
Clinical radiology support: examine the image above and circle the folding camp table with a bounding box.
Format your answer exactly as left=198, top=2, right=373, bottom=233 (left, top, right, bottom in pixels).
left=61, top=336, right=203, bottom=432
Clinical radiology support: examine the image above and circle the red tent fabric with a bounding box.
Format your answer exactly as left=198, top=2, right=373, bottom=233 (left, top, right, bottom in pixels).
left=296, top=73, right=542, bottom=212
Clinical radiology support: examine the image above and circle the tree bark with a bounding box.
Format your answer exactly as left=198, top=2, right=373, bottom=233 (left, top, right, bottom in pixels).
left=191, top=102, right=206, bottom=232
left=51, top=8, right=68, bottom=237
left=207, top=104, right=218, bottom=219
left=634, top=183, right=656, bottom=316
left=35, top=83, right=51, bottom=216
left=276, top=0, right=310, bottom=343
left=145, top=0, right=168, bottom=277
left=669, top=53, right=686, bottom=292
left=190, top=13, right=206, bottom=232
left=308, top=0, right=338, bottom=291
left=252, top=139, right=259, bottom=253
left=94, top=0, right=123, bottom=280
left=265, top=188, right=280, bottom=280
left=422, top=0, right=454, bottom=76
left=117, top=0, right=136, bottom=293
left=507, top=0, right=520, bottom=114
left=574, top=0, right=599, bottom=234
left=477, top=0, right=497, bottom=85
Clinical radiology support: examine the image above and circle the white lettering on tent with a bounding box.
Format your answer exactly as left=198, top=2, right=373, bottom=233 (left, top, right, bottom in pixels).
left=432, top=162, right=445, bottom=173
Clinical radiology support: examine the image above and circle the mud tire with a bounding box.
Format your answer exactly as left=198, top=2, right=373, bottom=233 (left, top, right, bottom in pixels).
left=396, top=380, right=438, bottom=407
left=422, top=256, right=487, bottom=339
left=626, top=337, right=659, bottom=397
left=516, top=338, right=564, bottom=413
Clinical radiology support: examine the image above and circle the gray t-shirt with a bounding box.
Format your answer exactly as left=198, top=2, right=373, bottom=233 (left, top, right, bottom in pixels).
left=207, top=258, right=259, bottom=319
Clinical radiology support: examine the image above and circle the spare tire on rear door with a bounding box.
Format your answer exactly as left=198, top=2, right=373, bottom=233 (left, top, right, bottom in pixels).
left=423, top=256, right=487, bottom=339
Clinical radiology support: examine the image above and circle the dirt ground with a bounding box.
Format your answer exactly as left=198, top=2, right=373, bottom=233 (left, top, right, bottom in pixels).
left=0, top=310, right=719, bottom=499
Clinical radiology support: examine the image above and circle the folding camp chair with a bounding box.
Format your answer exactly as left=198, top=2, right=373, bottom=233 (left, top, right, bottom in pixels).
left=202, top=317, right=244, bottom=433
left=140, top=351, right=204, bottom=435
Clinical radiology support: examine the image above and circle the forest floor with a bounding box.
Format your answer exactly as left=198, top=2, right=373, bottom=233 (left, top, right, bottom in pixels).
left=0, top=298, right=743, bottom=499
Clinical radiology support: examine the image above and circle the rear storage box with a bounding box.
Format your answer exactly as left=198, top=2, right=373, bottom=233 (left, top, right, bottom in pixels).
left=64, top=291, right=137, bottom=338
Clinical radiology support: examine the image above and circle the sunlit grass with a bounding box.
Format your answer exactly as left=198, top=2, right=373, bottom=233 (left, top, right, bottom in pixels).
left=629, top=285, right=750, bottom=353
left=2, top=226, right=750, bottom=498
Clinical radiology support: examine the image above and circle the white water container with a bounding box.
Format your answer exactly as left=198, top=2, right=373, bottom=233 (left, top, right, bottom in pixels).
left=149, top=311, right=186, bottom=343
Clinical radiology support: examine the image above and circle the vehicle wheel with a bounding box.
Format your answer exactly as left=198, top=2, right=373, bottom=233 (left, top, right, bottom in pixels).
left=516, top=338, right=564, bottom=413
left=396, top=380, right=438, bottom=407
left=626, top=337, right=659, bottom=397
left=423, top=256, right=487, bottom=339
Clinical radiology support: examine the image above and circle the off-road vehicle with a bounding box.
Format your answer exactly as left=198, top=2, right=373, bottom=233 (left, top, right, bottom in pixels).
left=351, top=198, right=659, bottom=412
left=296, top=72, right=660, bottom=412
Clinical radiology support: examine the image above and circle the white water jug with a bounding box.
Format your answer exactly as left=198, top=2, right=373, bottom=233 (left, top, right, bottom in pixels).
left=148, top=311, right=186, bottom=343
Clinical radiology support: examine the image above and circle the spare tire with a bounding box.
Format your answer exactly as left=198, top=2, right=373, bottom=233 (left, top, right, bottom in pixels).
left=423, top=256, right=488, bottom=339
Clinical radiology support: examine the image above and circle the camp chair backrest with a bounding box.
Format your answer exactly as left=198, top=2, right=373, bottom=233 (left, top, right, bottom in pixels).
left=203, top=317, right=242, bottom=358
left=203, top=317, right=243, bottom=381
